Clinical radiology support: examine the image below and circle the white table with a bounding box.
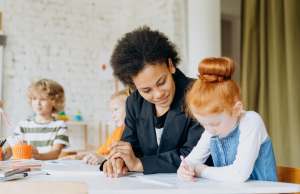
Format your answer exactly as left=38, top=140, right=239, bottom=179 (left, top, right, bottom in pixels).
left=15, top=160, right=300, bottom=194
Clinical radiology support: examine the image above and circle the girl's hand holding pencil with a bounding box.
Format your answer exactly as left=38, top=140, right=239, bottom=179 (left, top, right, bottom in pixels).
left=177, top=155, right=197, bottom=182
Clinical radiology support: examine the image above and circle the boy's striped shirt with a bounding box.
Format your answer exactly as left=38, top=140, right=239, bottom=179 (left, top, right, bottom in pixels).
left=14, top=118, right=69, bottom=153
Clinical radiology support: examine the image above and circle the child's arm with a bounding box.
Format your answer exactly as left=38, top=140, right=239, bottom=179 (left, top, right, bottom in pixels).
left=177, top=131, right=211, bottom=181
left=177, top=156, right=197, bottom=181
left=199, top=112, right=268, bottom=182
left=32, top=144, right=64, bottom=160
left=185, top=130, right=212, bottom=165
left=83, top=153, right=105, bottom=165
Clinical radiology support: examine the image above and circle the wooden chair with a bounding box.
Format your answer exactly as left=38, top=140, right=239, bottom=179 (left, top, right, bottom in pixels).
left=277, top=166, right=300, bottom=194
left=277, top=166, right=300, bottom=184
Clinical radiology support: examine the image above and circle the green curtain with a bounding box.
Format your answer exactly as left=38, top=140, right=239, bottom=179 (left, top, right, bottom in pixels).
left=241, top=0, right=300, bottom=167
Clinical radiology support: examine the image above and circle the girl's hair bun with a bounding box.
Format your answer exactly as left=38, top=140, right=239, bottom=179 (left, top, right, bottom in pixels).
left=198, top=57, right=235, bottom=83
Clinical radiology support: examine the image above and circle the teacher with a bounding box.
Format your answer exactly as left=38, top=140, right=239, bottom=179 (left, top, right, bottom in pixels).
left=101, top=26, right=211, bottom=177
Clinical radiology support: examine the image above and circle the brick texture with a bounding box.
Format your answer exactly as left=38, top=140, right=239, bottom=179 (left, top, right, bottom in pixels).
left=1, top=0, right=187, bottom=147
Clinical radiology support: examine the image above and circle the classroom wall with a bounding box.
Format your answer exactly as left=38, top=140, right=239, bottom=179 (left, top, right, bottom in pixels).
left=1, top=0, right=187, bottom=146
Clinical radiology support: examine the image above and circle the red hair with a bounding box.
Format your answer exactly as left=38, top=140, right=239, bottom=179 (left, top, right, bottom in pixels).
left=186, top=57, right=241, bottom=116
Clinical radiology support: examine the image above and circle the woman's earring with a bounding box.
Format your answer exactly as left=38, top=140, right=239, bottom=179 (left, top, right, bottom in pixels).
left=168, top=58, right=176, bottom=74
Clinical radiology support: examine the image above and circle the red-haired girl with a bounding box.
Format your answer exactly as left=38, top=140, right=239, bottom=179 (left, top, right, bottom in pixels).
left=177, top=57, right=277, bottom=182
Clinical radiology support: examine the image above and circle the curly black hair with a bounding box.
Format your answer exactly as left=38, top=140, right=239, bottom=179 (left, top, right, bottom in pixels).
left=110, top=26, right=180, bottom=87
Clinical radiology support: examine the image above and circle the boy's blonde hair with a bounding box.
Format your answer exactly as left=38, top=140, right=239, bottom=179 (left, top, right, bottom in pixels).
left=27, top=79, right=65, bottom=113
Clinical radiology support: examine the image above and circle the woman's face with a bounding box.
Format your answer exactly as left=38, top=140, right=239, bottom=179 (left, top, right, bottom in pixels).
left=132, top=61, right=176, bottom=110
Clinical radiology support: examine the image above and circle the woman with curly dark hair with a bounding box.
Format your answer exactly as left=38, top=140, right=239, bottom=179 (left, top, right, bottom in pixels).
left=101, top=26, right=211, bottom=177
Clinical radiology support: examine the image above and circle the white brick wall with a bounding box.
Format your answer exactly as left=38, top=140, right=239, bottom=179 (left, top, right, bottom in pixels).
left=1, top=0, right=187, bottom=147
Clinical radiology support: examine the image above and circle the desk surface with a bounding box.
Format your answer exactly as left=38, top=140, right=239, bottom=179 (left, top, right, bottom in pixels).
left=14, top=160, right=300, bottom=194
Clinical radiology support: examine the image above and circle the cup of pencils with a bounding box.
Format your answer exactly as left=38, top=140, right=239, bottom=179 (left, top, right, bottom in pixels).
left=12, top=143, right=33, bottom=160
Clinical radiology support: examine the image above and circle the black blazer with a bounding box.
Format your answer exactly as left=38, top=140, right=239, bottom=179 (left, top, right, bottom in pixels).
left=122, top=69, right=208, bottom=174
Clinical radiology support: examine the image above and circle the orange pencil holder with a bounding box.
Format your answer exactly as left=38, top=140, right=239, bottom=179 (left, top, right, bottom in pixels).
left=12, top=144, right=32, bottom=159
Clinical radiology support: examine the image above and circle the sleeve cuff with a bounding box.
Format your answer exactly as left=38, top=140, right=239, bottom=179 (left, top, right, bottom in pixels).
left=99, top=159, right=107, bottom=171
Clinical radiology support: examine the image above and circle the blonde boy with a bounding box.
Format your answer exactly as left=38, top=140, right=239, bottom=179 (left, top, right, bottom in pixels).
left=5, top=79, right=69, bottom=160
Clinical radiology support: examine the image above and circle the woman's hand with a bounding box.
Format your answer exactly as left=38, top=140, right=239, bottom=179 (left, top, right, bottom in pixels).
left=103, top=157, right=128, bottom=178
left=107, top=141, right=143, bottom=172
left=177, top=156, right=196, bottom=181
